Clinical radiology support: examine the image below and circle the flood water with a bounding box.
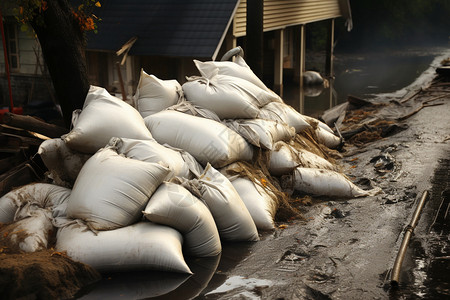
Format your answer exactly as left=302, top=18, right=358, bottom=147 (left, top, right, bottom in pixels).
left=282, top=47, right=445, bottom=118
left=75, top=47, right=449, bottom=300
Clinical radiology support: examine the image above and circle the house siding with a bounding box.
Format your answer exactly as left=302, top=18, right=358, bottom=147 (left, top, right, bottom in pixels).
left=0, top=24, right=54, bottom=109
left=234, top=0, right=342, bottom=37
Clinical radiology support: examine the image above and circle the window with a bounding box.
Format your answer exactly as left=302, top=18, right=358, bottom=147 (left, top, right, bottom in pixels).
left=5, top=23, right=19, bottom=72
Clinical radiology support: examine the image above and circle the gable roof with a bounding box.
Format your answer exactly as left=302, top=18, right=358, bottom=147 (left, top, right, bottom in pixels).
left=86, top=0, right=240, bottom=59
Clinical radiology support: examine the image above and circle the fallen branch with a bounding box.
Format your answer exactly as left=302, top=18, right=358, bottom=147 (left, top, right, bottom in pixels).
left=398, top=94, right=448, bottom=121
left=398, top=103, right=444, bottom=121
left=400, top=88, right=422, bottom=104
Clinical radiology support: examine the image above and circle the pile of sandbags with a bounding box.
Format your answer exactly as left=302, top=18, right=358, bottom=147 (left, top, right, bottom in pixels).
left=0, top=54, right=380, bottom=276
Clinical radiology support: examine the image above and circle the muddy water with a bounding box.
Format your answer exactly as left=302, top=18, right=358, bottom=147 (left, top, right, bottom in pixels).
left=282, top=48, right=444, bottom=118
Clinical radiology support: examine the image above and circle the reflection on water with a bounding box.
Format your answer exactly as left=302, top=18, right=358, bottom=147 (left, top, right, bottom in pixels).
left=282, top=49, right=441, bottom=118
left=75, top=241, right=255, bottom=300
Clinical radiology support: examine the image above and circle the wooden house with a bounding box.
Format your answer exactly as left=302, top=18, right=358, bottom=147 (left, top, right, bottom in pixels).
left=86, top=0, right=352, bottom=99
left=1, top=0, right=352, bottom=106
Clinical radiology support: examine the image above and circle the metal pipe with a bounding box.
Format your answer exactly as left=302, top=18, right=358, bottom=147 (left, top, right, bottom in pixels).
left=390, top=190, right=429, bottom=286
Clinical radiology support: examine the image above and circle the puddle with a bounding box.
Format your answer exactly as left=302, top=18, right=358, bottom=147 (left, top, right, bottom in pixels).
left=388, top=156, right=450, bottom=299
left=204, top=276, right=275, bottom=298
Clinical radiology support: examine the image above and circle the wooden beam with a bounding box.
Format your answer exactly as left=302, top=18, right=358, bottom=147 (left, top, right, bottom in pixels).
left=246, top=0, right=264, bottom=79
left=2, top=113, right=69, bottom=138
left=274, top=29, right=284, bottom=96
left=325, top=19, right=335, bottom=78
left=299, top=24, right=305, bottom=114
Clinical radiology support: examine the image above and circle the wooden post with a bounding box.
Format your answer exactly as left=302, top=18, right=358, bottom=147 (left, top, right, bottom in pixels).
left=225, top=26, right=237, bottom=60
left=325, top=19, right=335, bottom=78
left=0, top=9, right=14, bottom=112
left=299, top=24, right=305, bottom=114
left=246, top=0, right=264, bottom=79
left=125, top=56, right=135, bottom=97
left=274, top=29, right=284, bottom=96
left=116, top=62, right=127, bottom=101
left=328, top=77, right=335, bottom=109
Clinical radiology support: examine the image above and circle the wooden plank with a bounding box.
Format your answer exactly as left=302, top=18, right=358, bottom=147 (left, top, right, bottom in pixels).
left=0, top=124, right=50, bottom=140
left=0, top=133, right=43, bottom=147
left=2, top=112, right=68, bottom=138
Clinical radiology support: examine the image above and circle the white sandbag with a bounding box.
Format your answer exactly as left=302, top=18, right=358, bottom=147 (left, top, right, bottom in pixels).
left=38, top=138, right=91, bottom=186
left=194, top=57, right=283, bottom=102
left=269, top=141, right=337, bottom=176
left=143, top=182, right=221, bottom=257
left=315, top=126, right=342, bottom=149
left=223, top=119, right=295, bottom=150
left=176, top=163, right=259, bottom=242
left=0, top=183, right=71, bottom=223
left=259, top=102, right=311, bottom=133
left=66, top=147, right=171, bottom=231
left=181, top=77, right=255, bottom=119
left=303, top=71, right=325, bottom=85
left=167, top=99, right=221, bottom=122
left=144, top=110, right=253, bottom=168
left=229, top=177, right=277, bottom=231
left=63, top=86, right=153, bottom=154
left=302, top=115, right=334, bottom=134
left=56, top=221, right=192, bottom=274
left=283, top=167, right=381, bottom=198
left=134, top=69, right=182, bottom=118
left=108, top=137, right=201, bottom=179
left=0, top=206, right=53, bottom=252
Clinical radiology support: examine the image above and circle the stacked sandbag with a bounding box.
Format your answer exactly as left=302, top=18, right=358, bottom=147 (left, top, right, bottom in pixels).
left=182, top=62, right=278, bottom=119
left=56, top=221, right=192, bottom=274
left=144, top=110, right=254, bottom=168
left=143, top=182, right=221, bottom=257
left=302, top=115, right=342, bottom=149
left=0, top=183, right=71, bottom=223
left=38, top=138, right=91, bottom=187
left=194, top=56, right=283, bottom=102
left=66, top=147, right=171, bottom=231
left=0, top=183, right=71, bottom=253
left=0, top=206, right=53, bottom=253
left=269, top=141, right=338, bottom=176
left=282, top=167, right=381, bottom=198
left=134, top=69, right=182, bottom=118
left=167, top=99, right=221, bottom=122
left=108, top=137, right=203, bottom=179
left=223, top=119, right=295, bottom=150
left=175, top=163, right=259, bottom=242
left=227, top=177, right=278, bottom=231
left=259, top=101, right=311, bottom=134
left=63, top=86, right=153, bottom=154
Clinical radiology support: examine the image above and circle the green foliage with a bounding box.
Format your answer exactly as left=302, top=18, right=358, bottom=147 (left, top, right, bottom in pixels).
left=1, top=0, right=102, bottom=33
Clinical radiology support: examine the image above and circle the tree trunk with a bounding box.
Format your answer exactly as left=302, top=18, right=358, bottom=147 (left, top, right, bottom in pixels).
left=31, top=0, right=89, bottom=128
